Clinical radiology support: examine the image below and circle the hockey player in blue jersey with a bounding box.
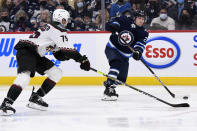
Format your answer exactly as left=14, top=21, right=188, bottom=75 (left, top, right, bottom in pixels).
left=102, top=10, right=149, bottom=101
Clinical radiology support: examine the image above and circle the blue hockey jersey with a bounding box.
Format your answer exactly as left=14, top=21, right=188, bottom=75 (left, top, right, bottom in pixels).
left=106, top=16, right=149, bottom=58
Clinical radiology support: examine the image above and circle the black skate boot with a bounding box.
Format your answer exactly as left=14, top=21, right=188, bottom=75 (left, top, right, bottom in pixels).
left=26, top=87, right=48, bottom=111
left=0, top=98, right=16, bottom=116
left=102, top=81, right=119, bottom=101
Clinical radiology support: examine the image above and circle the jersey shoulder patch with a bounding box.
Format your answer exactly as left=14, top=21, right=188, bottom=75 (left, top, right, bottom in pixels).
left=39, top=24, right=51, bottom=32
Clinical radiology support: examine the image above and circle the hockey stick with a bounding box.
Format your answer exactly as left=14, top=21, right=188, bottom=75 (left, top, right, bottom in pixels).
left=119, top=35, right=176, bottom=98
left=90, top=68, right=190, bottom=107
left=90, top=67, right=189, bottom=107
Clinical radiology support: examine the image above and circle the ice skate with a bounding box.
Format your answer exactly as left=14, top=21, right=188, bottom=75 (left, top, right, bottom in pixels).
left=102, top=85, right=119, bottom=101
left=0, top=98, right=16, bottom=116
left=26, top=87, right=48, bottom=111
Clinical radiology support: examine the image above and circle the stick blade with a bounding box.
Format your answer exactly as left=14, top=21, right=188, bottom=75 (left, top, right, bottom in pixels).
left=172, top=103, right=190, bottom=107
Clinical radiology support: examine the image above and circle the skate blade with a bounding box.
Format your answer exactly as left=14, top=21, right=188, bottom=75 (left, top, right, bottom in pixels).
left=26, top=102, right=47, bottom=111
left=102, top=95, right=118, bottom=101
left=0, top=110, right=15, bottom=116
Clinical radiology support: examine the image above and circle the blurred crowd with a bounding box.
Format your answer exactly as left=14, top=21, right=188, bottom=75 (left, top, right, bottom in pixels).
left=0, top=0, right=197, bottom=32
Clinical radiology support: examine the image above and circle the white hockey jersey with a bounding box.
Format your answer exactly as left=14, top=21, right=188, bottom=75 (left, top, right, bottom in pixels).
left=21, top=24, right=73, bottom=57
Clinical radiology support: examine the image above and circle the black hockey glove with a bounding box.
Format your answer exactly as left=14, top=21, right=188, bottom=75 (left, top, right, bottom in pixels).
left=78, top=55, right=90, bottom=71
left=133, top=50, right=142, bottom=61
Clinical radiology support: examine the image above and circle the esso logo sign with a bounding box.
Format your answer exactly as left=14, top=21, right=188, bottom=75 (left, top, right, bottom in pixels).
left=146, top=45, right=174, bottom=58
left=142, top=36, right=180, bottom=69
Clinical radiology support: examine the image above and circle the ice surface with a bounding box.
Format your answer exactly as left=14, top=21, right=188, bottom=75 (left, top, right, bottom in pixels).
left=0, top=86, right=196, bottom=131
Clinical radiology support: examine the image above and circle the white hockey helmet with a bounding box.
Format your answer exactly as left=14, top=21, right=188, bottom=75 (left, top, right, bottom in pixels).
left=52, top=9, right=70, bottom=26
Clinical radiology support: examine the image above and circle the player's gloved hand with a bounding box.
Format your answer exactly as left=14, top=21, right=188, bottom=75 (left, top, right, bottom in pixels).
left=133, top=50, right=142, bottom=61
left=109, top=23, right=120, bottom=34
left=79, top=55, right=90, bottom=71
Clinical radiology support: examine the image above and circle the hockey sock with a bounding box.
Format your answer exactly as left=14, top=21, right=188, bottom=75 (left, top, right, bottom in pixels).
left=108, top=68, right=119, bottom=79
left=105, top=68, right=121, bottom=86
left=6, top=84, right=23, bottom=104
left=36, top=78, right=56, bottom=97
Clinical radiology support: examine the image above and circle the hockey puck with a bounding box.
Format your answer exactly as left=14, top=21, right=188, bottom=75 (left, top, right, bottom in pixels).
left=183, top=96, right=188, bottom=100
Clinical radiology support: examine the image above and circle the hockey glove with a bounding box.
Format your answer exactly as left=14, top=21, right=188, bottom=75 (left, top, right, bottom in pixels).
left=78, top=55, right=90, bottom=71
left=133, top=50, right=142, bottom=61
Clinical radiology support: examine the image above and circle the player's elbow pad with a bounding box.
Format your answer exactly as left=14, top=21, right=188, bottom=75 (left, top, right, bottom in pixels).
left=106, top=22, right=120, bottom=33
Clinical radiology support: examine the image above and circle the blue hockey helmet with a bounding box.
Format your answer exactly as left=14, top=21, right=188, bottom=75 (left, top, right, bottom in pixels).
left=134, top=10, right=146, bottom=20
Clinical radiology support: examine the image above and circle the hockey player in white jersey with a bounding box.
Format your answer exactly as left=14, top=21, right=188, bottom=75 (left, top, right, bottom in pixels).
left=0, top=9, right=91, bottom=116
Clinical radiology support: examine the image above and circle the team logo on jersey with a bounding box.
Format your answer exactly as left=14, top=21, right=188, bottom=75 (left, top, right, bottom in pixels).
left=118, top=30, right=134, bottom=46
